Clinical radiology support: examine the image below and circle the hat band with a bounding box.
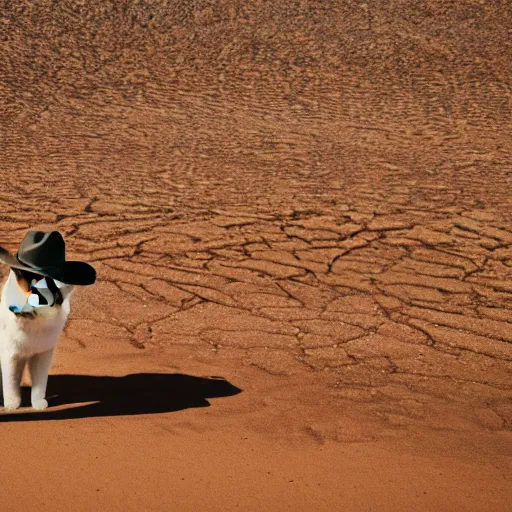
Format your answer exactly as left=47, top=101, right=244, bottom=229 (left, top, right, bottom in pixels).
left=16, top=252, right=64, bottom=273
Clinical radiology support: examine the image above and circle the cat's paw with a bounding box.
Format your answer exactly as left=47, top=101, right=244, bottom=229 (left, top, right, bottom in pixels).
left=31, top=398, right=48, bottom=411
left=3, top=396, right=22, bottom=410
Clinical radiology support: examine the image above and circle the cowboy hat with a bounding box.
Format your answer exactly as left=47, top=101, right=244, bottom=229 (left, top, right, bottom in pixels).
left=0, top=231, right=96, bottom=285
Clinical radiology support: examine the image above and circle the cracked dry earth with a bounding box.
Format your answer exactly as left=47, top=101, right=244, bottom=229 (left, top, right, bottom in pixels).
left=1, top=1, right=512, bottom=511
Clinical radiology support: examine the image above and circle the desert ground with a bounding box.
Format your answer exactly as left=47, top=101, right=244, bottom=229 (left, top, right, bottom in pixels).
left=1, top=1, right=511, bottom=510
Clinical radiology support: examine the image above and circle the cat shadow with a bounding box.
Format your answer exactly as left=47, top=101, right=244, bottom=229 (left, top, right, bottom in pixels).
left=0, top=373, right=242, bottom=422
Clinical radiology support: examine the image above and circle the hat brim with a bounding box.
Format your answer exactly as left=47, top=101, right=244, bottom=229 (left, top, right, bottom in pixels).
left=0, top=247, right=96, bottom=285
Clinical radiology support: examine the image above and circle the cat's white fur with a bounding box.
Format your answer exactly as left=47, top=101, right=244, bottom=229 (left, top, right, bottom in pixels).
left=0, top=270, right=73, bottom=410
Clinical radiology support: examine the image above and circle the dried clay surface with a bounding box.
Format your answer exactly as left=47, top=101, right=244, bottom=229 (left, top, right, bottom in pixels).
left=1, top=1, right=511, bottom=511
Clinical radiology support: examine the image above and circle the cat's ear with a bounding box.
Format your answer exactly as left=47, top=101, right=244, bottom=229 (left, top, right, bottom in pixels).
left=12, top=268, right=23, bottom=279
left=12, top=268, right=24, bottom=279
left=12, top=268, right=29, bottom=292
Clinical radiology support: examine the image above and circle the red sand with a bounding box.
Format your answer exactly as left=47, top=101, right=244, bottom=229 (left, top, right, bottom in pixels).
left=1, top=1, right=511, bottom=510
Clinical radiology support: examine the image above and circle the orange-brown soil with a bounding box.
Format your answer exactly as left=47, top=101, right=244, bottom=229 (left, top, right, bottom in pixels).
left=1, top=1, right=511, bottom=510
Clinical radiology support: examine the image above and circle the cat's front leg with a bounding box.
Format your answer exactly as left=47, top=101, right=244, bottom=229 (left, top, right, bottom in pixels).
left=1, top=353, right=25, bottom=410
left=28, top=348, right=54, bottom=410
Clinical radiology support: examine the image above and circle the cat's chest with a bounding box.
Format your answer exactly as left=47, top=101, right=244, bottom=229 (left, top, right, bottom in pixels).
left=0, top=308, right=68, bottom=356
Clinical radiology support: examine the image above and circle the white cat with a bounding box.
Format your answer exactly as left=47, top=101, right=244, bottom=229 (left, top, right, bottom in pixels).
left=0, top=269, right=73, bottom=410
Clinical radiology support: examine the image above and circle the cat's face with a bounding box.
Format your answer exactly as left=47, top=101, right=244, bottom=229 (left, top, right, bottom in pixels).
left=12, top=268, right=74, bottom=305
left=13, top=268, right=44, bottom=295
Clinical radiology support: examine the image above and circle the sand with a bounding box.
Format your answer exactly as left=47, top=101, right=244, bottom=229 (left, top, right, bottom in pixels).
left=1, top=1, right=511, bottom=510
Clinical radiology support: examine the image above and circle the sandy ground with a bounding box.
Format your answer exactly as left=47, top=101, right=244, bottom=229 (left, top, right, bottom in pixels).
left=1, top=1, right=511, bottom=510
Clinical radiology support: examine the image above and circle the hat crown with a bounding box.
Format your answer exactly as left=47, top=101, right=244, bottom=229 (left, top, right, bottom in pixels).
left=17, top=231, right=65, bottom=270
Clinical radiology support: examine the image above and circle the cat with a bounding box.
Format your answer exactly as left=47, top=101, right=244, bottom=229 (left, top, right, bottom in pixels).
left=0, top=268, right=74, bottom=410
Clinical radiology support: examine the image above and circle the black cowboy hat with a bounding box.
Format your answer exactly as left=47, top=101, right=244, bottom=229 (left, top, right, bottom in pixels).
left=0, top=231, right=96, bottom=285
